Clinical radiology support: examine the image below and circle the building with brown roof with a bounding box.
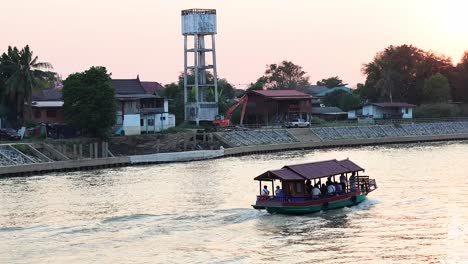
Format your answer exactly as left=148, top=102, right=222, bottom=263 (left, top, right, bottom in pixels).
left=243, top=90, right=313, bottom=125
left=112, top=76, right=175, bottom=135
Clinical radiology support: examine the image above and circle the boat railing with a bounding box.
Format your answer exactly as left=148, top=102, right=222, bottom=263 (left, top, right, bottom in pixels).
left=356, top=176, right=377, bottom=193
left=257, top=191, right=358, bottom=203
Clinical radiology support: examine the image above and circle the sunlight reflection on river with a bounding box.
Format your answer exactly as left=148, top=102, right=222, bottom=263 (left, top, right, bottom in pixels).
left=0, top=141, right=467, bottom=263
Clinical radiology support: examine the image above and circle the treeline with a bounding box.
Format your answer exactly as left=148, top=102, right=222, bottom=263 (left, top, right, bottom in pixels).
left=358, top=44, right=468, bottom=104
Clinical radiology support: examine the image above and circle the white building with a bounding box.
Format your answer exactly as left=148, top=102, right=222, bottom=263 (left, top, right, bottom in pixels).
left=348, top=102, right=416, bottom=120
left=112, top=77, right=175, bottom=136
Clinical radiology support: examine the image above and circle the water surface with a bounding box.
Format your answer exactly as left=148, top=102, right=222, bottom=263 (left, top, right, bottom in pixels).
left=1, top=141, right=467, bottom=263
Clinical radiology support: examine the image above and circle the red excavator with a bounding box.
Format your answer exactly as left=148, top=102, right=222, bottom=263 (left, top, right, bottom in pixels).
left=212, top=95, right=248, bottom=128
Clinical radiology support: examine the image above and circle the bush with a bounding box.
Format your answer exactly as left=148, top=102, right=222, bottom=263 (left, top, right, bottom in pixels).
left=413, top=103, right=461, bottom=118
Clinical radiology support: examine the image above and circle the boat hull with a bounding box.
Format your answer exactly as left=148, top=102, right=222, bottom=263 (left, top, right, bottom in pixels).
left=254, top=194, right=367, bottom=215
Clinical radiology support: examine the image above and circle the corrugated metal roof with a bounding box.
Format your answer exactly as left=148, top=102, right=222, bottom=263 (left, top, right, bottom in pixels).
left=31, top=101, right=64, bottom=107
left=254, top=159, right=364, bottom=181
left=339, top=159, right=365, bottom=172
left=311, top=107, right=346, bottom=114
left=306, top=85, right=329, bottom=95
left=369, top=102, right=416, bottom=108
left=250, top=90, right=312, bottom=99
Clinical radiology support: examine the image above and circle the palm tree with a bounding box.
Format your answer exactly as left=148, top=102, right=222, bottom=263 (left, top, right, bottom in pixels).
left=0, top=45, right=54, bottom=125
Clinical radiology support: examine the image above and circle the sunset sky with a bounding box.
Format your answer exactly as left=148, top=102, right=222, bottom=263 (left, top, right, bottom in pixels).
left=1, top=0, right=468, bottom=88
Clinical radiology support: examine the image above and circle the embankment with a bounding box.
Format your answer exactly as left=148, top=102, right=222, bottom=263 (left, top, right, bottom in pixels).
left=1, top=130, right=468, bottom=177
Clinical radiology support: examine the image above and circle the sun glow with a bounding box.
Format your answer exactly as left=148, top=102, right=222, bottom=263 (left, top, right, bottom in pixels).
left=436, top=1, right=468, bottom=36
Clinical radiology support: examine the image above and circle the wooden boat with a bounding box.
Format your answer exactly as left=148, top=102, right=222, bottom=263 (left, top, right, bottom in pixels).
left=252, top=159, right=377, bottom=215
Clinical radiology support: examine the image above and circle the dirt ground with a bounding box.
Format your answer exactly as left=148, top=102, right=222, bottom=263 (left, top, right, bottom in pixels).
left=108, top=132, right=224, bottom=156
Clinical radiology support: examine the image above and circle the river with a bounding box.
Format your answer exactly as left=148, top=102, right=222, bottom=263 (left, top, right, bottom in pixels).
left=1, top=141, right=467, bottom=263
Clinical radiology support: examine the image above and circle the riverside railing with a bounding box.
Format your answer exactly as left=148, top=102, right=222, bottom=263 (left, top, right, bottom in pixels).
left=224, top=117, right=468, bottom=131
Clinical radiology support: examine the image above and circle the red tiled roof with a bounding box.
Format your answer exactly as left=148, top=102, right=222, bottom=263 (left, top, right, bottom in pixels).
left=250, top=90, right=313, bottom=99
left=254, top=159, right=364, bottom=181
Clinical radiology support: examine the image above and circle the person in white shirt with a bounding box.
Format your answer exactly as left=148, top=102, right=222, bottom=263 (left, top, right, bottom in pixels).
left=312, top=185, right=321, bottom=199
left=327, top=184, right=336, bottom=195
left=275, top=186, right=284, bottom=197
left=340, top=173, right=347, bottom=192
left=261, top=185, right=270, bottom=196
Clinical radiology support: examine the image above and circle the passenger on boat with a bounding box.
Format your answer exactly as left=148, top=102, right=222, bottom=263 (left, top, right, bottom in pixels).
left=327, top=184, right=336, bottom=195
left=275, top=186, right=284, bottom=197
left=305, top=180, right=313, bottom=197
left=349, top=173, right=357, bottom=191
left=312, top=185, right=321, bottom=199
left=262, top=185, right=270, bottom=196
left=320, top=183, right=327, bottom=198
left=334, top=181, right=342, bottom=194
left=326, top=177, right=333, bottom=186
left=340, top=173, right=347, bottom=192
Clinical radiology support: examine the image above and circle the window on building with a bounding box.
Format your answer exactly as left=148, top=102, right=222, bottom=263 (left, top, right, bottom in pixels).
left=46, top=109, right=57, bottom=118
left=405, top=108, right=409, bottom=114
left=148, top=119, right=154, bottom=126
left=140, top=119, right=144, bottom=127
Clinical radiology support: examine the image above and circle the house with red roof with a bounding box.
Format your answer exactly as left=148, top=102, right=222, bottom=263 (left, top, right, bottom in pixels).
left=243, top=90, right=313, bottom=125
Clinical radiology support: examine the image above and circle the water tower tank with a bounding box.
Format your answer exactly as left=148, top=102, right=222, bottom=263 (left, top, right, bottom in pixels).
left=181, top=9, right=219, bottom=124
left=181, top=9, right=217, bottom=35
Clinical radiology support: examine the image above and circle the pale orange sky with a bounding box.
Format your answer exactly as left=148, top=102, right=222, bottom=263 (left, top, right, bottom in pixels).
left=1, top=0, right=468, bottom=88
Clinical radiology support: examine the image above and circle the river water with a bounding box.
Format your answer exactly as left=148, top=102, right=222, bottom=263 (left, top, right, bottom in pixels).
left=1, top=141, right=467, bottom=263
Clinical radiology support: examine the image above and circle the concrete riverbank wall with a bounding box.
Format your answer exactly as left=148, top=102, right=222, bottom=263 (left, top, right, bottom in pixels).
left=1, top=130, right=468, bottom=177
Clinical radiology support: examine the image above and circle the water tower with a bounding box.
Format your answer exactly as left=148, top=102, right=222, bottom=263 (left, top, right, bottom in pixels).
left=181, top=9, right=219, bottom=125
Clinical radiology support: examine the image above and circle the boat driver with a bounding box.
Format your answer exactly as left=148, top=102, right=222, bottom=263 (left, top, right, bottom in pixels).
left=261, top=185, right=270, bottom=196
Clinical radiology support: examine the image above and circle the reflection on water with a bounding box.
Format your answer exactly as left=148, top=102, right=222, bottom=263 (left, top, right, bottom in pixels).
left=0, top=141, right=468, bottom=263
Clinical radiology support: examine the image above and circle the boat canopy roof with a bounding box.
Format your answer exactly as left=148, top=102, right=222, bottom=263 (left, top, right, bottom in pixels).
left=254, top=159, right=364, bottom=181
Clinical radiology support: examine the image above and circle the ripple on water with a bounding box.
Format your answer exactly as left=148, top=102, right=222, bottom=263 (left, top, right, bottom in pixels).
left=2, top=141, right=468, bottom=263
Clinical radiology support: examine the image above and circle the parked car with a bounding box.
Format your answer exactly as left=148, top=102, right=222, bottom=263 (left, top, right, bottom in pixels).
left=285, top=119, right=310, bottom=128
left=0, top=128, right=21, bottom=140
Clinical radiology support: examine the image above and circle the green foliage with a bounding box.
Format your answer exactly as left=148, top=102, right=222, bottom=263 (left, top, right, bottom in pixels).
left=451, top=51, right=468, bottom=102
left=163, top=82, right=184, bottom=125
left=0, top=45, right=55, bottom=126
left=339, top=93, right=362, bottom=111
left=423, top=73, right=451, bottom=103
left=316, top=76, right=347, bottom=88
left=247, top=76, right=267, bottom=91
left=310, top=117, right=325, bottom=124
left=256, top=61, right=310, bottom=90
left=323, top=90, right=347, bottom=106
left=362, top=44, right=454, bottom=104
left=322, top=90, right=362, bottom=111
left=162, top=72, right=237, bottom=124
left=62, top=66, right=116, bottom=138
left=413, top=103, right=461, bottom=118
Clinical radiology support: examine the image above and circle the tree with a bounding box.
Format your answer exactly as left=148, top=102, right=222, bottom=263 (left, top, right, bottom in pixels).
left=423, top=73, right=451, bottom=103
left=323, top=90, right=348, bottom=107
left=259, top=61, right=310, bottom=90
left=62, top=67, right=116, bottom=138
left=451, top=51, right=468, bottom=102
left=246, top=76, right=267, bottom=91
left=316, top=76, right=347, bottom=88
left=339, top=93, right=362, bottom=112
left=322, top=90, right=362, bottom=111
left=362, top=45, right=453, bottom=104
left=162, top=72, right=237, bottom=124
left=0, top=45, right=54, bottom=126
